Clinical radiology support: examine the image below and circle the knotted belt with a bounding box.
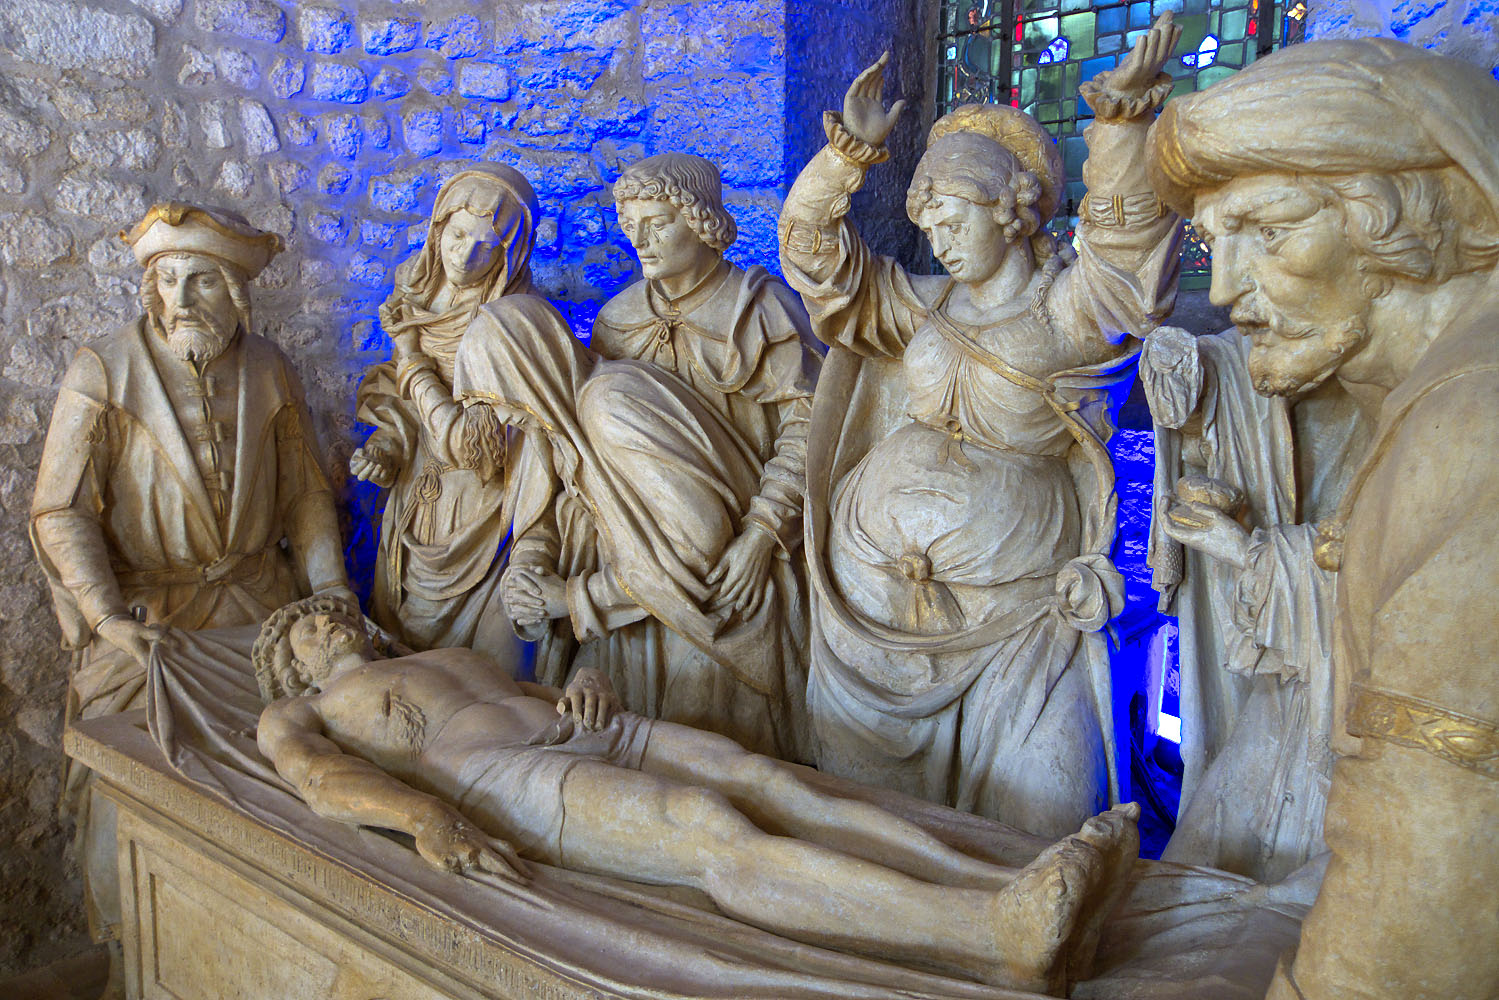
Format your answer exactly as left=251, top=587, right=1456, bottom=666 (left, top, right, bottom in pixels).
left=115, top=547, right=273, bottom=589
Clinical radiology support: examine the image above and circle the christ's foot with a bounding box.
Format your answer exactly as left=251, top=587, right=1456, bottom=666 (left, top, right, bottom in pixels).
left=1065, top=802, right=1142, bottom=988
left=983, top=833, right=1105, bottom=996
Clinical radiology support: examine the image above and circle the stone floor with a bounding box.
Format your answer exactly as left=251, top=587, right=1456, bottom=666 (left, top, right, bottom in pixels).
left=0, top=948, right=111, bottom=1000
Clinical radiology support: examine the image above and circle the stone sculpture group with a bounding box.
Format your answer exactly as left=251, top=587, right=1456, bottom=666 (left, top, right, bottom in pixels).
left=28, top=16, right=1499, bottom=1000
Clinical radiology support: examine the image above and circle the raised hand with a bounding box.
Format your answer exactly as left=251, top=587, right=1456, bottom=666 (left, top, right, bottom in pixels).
left=1110, top=12, right=1182, bottom=95
left=842, top=51, right=908, bottom=147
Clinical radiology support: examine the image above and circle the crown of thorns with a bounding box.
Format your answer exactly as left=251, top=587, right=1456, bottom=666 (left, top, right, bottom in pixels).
left=252, top=594, right=366, bottom=703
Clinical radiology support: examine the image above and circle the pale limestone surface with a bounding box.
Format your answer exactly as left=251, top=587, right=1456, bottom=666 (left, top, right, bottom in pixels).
left=67, top=622, right=1317, bottom=1000
left=1141, top=324, right=1370, bottom=882
left=350, top=165, right=537, bottom=667
left=28, top=203, right=352, bottom=942
left=0, top=1, right=934, bottom=973
left=251, top=595, right=1138, bottom=997
left=1147, top=38, right=1499, bottom=1000
left=475, top=153, right=823, bottom=762
left=779, top=23, right=1182, bottom=838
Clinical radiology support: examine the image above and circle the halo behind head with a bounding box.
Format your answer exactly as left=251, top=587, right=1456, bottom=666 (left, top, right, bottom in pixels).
left=927, top=104, right=1064, bottom=224
left=253, top=594, right=365, bottom=703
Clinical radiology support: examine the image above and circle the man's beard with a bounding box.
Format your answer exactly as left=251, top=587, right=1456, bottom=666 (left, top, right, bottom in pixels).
left=160, top=312, right=237, bottom=365
left=1242, top=308, right=1372, bottom=398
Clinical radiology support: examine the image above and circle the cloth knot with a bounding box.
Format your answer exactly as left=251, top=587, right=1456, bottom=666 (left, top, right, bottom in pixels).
left=898, top=551, right=933, bottom=583
left=936, top=416, right=976, bottom=470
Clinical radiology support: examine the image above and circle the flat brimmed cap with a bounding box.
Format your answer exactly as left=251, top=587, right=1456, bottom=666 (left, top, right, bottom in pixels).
left=121, top=202, right=284, bottom=277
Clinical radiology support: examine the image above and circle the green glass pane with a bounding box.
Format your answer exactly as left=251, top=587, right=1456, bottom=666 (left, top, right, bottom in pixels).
left=1198, top=65, right=1236, bottom=87
left=1181, top=0, right=1209, bottom=12
left=1217, top=40, right=1244, bottom=65
left=1065, top=60, right=1080, bottom=90
left=1209, top=11, right=1220, bottom=31
left=1072, top=31, right=1095, bottom=57
left=1061, top=0, right=1092, bottom=12
left=1062, top=135, right=1087, bottom=174
left=1220, top=7, right=1247, bottom=37
left=1020, top=67, right=1038, bottom=104
left=1060, top=10, right=1096, bottom=42
left=1038, top=64, right=1064, bottom=99
left=1168, top=76, right=1193, bottom=99
left=1028, top=15, right=1059, bottom=48
left=1176, top=11, right=1208, bottom=45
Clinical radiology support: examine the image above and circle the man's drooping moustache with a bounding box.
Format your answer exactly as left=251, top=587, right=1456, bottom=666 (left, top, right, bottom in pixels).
left=1236, top=302, right=1371, bottom=398
left=159, top=308, right=237, bottom=365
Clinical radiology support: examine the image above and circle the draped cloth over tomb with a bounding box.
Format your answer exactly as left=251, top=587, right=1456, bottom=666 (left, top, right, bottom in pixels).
left=114, top=623, right=1317, bottom=1000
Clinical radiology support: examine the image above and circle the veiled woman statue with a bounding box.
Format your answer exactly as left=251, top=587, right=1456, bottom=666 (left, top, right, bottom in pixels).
left=351, top=165, right=539, bottom=663
left=778, top=18, right=1182, bottom=836
left=451, top=154, right=822, bottom=762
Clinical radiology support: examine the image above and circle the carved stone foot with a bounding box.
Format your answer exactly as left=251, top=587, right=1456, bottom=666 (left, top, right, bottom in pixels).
left=982, top=833, right=1103, bottom=996
left=1065, top=801, right=1142, bottom=988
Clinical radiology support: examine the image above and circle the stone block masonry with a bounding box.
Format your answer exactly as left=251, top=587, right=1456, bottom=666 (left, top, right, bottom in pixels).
left=0, top=0, right=932, bottom=979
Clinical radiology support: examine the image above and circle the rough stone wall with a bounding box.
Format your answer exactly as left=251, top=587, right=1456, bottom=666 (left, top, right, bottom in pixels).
left=0, top=0, right=921, bottom=977
left=1305, top=0, right=1499, bottom=70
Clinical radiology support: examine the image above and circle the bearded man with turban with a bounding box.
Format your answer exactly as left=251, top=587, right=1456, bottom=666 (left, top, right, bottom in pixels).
left=31, top=203, right=351, bottom=941
left=1147, top=39, right=1499, bottom=1000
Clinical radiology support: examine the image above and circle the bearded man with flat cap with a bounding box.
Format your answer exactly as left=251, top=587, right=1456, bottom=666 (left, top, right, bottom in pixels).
left=1146, top=40, right=1499, bottom=1000
left=31, top=203, right=352, bottom=940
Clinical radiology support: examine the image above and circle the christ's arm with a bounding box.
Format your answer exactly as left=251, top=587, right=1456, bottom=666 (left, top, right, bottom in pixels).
left=258, top=695, right=524, bottom=878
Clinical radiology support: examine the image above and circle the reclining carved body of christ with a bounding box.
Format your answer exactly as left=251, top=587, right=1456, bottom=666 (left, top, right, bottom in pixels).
left=252, top=596, right=1139, bottom=996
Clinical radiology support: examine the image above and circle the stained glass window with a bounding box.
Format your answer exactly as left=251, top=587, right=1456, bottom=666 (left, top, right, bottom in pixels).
left=937, top=0, right=1305, bottom=286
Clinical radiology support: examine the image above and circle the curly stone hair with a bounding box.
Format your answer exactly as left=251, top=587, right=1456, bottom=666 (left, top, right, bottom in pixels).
left=612, top=152, right=738, bottom=252
left=252, top=594, right=366, bottom=703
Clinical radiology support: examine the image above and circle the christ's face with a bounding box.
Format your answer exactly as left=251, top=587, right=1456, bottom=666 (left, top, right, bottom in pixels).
left=1196, top=173, right=1374, bottom=397
left=288, top=613, right=373, bottom=688
left=616, top=198, right=718, bottom=285
left=915, top=194, right=1011, bottom=286
left=438, top=207, right=505, bottom=289
left=153, top=253, right=238, bottom=363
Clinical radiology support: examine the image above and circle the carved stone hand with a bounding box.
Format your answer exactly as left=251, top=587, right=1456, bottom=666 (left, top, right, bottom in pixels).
left=502, top=564, right=568, bottom=626
left=96, top=616, right=167, bottom=669
left=349, top=434, right=401, bottom=488
left=706, top=524, right=777, bottom=618
left=1162, top=498, right=1251, bottom=569
left=413, top=805, right=526, bottom=881
left=557, top=668, right=620, bottom=731
left=841, top=51, right=908, bottom=147
left=1140, top=325, right=1204, bottom=429
left=1106, top=12, right=1182, bottom=96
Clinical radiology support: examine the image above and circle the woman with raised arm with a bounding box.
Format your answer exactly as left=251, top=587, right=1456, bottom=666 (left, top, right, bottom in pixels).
left=351, top=166, right=541, bottom=664
left=779, top=18, right=1182, bottom=836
